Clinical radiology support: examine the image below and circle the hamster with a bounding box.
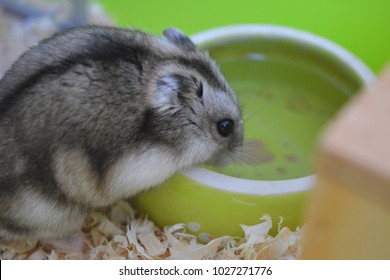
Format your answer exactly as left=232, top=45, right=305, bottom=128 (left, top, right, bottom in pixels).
left=0, top=26, right=243, bottom=240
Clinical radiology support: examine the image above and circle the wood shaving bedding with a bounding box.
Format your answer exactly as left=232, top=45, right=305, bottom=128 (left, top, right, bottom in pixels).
left=0, top=201, right=305, bottom=260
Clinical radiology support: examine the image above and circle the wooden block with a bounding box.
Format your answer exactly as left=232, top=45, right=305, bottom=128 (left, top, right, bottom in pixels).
left=301, top=64, right=390, bottom=259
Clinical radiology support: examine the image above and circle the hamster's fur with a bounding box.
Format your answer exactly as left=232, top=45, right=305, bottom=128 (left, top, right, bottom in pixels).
left=0, top=26, right=243, bottom=240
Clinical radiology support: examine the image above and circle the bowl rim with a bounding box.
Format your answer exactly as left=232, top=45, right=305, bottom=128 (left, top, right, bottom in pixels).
left=190, top=24, right=376, bottom=86
left=179, top=24, right=376, bottom=196
left=181, top=166, right=316, bottom=195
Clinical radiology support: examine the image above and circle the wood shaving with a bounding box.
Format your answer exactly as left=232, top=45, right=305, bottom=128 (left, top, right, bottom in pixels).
left=0, top=201, right=305, bottom=260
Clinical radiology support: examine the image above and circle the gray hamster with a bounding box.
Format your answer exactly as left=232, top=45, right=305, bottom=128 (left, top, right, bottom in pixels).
left=0, top=26, right=243, bottom=240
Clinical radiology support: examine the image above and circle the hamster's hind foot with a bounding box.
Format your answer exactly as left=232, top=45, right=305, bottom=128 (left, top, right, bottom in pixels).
left=41, top=231, right=88, bottom=257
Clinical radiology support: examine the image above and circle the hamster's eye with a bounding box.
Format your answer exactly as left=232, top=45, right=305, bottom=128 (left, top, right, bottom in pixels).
left=217, top=119, right=234, bottom=137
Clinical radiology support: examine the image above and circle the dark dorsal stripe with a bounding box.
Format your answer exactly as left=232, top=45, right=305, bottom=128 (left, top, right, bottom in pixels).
left=0, top=39, right=150, bottom=116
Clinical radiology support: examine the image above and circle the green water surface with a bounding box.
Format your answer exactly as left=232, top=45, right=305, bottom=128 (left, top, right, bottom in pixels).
left=206, top=53, right=351, bottom=180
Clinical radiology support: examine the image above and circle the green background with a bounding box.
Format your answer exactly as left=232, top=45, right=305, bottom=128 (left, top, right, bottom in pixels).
left=98, top=0, right=390, bottom=74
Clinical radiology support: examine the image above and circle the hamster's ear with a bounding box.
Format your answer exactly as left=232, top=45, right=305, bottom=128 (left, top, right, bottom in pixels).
left=163, top=28, right=196, bottom=51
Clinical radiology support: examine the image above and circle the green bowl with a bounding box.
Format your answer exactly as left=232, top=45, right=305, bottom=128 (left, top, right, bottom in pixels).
left=132, top=25, right=375, bottom=241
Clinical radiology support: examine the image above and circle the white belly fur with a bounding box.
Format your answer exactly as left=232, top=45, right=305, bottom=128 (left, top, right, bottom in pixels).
left=105, top=147, right=178, bottom=201
left=53, top=147, right=179, bottom=208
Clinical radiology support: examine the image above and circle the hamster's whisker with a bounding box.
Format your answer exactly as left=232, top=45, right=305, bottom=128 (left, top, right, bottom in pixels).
left=230, top=139, right=273, bottom=166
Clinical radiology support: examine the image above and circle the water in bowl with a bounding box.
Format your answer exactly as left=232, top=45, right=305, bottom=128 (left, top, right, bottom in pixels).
left=206, top=52, right=352, bottom=180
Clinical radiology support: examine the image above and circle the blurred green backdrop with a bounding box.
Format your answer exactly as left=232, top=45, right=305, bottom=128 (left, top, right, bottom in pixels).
left=98, top=0, right=390, bottom=73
